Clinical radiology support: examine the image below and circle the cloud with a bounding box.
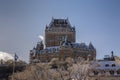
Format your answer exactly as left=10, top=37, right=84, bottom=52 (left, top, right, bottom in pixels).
left=0, top=51, right=14, bottom=61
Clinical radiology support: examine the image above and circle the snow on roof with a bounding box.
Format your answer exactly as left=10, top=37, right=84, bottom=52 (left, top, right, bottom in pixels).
left=37, top=46, right=60, bottom=54
left=46, top=46, right=60, bottom=49
left=71, top=43, right=89, bottom=49
left=49, top=18, right=72, bottom=28
left=91, top=61, right=120, bottom=70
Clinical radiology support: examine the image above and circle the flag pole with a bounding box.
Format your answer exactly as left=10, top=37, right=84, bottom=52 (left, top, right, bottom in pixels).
left=12, top=53, right=15, bottom=80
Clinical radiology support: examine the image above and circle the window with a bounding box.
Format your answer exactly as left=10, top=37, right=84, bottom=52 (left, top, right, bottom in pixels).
left=112, top=64, right=116, bottom=67
left=105, top=64, right=109, bottom=67
left=109, top=70, right=114, bottom=75
left=117, top=69, right=120, bottom=74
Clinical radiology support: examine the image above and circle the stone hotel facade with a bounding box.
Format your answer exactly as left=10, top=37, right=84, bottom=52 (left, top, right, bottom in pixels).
left=29, top=18, right=96, bottom=63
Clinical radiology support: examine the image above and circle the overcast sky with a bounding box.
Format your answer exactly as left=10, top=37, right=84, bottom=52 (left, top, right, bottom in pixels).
left=0, top=0, right=120, bottom=62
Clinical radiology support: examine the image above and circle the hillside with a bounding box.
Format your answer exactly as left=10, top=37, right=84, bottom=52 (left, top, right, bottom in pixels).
left=10, top=57, right=89, bottom=80
left=0, top=61, right=27, bottom=80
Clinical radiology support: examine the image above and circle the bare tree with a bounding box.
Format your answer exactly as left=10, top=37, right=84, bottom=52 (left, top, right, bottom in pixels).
left=10, top=58, right=90, bottom=80
left=68, top=61, right=90, bottom=80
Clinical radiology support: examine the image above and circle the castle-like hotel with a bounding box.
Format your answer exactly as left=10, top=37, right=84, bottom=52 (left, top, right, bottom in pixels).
left=30, top=18, right=96, bottom=63
left=29, top=18, right=120, bottom=80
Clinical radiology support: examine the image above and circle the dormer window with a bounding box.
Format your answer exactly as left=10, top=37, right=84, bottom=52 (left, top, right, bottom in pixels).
left=112, top=64, right=116, bottom=67
left=105, top=64, right=109, bottom=67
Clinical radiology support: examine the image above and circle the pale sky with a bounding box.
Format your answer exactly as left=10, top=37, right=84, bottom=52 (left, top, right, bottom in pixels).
left=0, top=0, right=120, bottom=62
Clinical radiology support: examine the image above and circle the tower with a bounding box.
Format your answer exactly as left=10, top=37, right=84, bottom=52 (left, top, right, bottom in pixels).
left=59, top=36, right=73, bottom=60
left=36, top=41, right=44, bottom=51
left=45, top=18, right=76, bottom=47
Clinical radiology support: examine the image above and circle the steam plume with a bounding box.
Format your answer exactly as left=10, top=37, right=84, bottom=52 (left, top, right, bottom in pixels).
left=38, top=35, right=45, bottom=48
left=38, top=35, right=44, bottom=41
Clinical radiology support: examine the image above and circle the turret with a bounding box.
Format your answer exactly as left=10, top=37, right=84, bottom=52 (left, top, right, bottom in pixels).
left=36, top=41, right=44, bottom=51
left=111, top=51, right=115, bottom=61
left=89, top=42, right=95, bottom=50
left=45, top=18, right=76, bottom=47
